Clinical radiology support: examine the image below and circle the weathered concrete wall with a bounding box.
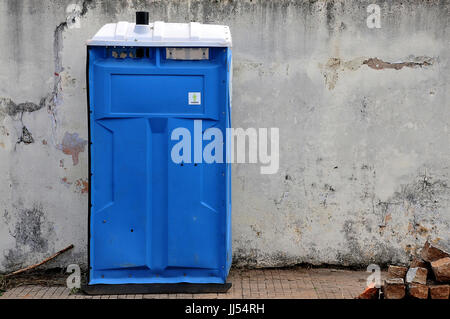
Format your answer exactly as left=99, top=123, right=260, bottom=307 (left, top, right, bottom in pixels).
left=0, top=0, right=449, bottom=272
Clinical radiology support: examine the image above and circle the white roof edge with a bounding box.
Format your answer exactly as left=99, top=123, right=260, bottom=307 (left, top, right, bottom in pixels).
left=87, top=21, right=232, bottom=47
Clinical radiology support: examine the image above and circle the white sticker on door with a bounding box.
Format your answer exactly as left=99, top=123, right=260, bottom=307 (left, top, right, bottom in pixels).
left=188, top=92, right=201, bottom=105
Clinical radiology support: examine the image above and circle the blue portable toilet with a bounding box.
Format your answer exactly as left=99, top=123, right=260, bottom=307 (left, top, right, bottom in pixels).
left=84, top=12, right=232, bottom=294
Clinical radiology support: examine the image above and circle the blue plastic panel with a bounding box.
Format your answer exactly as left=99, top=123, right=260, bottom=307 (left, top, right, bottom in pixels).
left=110, top=75, right=205, bottom=114
left=88, top=47, right=231, bottom=285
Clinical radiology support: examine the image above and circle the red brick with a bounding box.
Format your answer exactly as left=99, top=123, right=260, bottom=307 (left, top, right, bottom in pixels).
left=388, top=265, right=408, bottom=279
left=429, top=285, right=449, bottom=299
left=357, top=286, right=379, bottom=299
left=383, top=278, right=406, bottom=299
left=406, top=267, right=428, bottom=285
left=421, top=241, right=450, bottom=262
left=431, top=257, right=450, bottom=282
left=410, top=257, right=428, bottom=269
left=407, top=283, right=428, bottom=299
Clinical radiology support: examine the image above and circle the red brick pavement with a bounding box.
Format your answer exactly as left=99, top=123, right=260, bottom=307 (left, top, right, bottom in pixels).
left=0, top=268, right=374, bottom=299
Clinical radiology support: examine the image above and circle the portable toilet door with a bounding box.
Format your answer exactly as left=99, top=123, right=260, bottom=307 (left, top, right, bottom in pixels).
left=84, top=12, right=232, bottom=294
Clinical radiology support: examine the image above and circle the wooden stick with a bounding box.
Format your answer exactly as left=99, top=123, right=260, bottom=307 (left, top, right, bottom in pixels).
left=4, top=244, right=74, bottom=278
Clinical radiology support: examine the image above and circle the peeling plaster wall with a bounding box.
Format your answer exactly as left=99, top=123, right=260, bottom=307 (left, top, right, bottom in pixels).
left=0, top=0, right=449, bottom=272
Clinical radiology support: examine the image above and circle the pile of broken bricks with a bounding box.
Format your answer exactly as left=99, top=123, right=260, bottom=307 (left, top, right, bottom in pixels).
left=358, top=241, right=450, bottom=299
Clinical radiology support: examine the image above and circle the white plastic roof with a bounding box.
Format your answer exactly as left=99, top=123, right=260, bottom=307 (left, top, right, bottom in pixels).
left=87, top=21, right=232, bottom=47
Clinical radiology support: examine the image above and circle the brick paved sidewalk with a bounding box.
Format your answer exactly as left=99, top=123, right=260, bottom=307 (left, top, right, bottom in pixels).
left=0, top=268, right=374, bottom=299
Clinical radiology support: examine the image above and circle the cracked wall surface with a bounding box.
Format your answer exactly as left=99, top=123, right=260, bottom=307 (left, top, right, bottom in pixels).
left=0, top=0, right=449, bottom=272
